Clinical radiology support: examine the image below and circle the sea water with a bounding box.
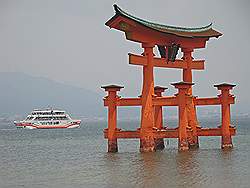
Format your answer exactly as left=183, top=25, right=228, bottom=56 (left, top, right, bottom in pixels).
left=0, top=118, right=250, bottom=188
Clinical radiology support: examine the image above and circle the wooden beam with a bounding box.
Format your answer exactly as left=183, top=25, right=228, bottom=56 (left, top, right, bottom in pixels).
left=153, top=129, right=178, bottom=138
left=194, top=97, right=221, bottom=106
left=104, top=130, right=140, bottom=139
left=129, top=53, right=205, bottom=70
left=129, top=53, right=147, bottom=66
left=104, top=127, right=236, bottom=139
left=191, top=60, right=205, bottom=70
left=104, top=96, right=235, bottom=107
left=104, top=98, right=141, bottom=106
left=153, top=57, right=187, bottom=69
left=117, top=98, right=142, bottom=106
left=154, top=128, right=236, bottom=138
left=197, top=127, right=236, bottom=136
left=153, top=96, right=178, bottom=106
left=104, top=97, right=178, bottom=107
left=194, top=96, right=235, bottom=106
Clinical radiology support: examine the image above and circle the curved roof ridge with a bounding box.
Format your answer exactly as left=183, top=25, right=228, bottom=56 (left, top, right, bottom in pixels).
left=114, top=4, right=213, bottom=33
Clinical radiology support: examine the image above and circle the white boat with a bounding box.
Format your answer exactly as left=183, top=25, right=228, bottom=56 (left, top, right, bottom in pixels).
left=14, top=109, right=81, bottom=129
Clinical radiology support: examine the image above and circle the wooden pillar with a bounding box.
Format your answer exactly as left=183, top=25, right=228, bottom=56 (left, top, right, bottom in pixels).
left=101, top=85, right=124, bottom=152
left=154, top=86, right=168, bottom=150
left=172, top=82, right=194, bottom=151
left=182, top=48, right=199, bottom=148
left=214, top=83, right=236, bottom=149
left=182, top=48, right=193, bottom=94
left=186, top=95, right=199, bottom=148
left=140, top=43, right=156, bottom=152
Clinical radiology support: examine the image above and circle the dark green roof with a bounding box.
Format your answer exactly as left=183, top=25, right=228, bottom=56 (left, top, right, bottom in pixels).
left=171, top=82, right=195, bottom=86
left=214, top=83, right=236, bottom=88
left=106, top=4, right=222, bottom=38
left=101, top=85, right=124, bottom=89
left=154, top=86, right=168, bottom=90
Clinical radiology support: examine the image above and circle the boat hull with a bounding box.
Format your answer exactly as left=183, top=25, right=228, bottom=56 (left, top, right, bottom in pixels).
left=14, top=121, right=81, bottom=129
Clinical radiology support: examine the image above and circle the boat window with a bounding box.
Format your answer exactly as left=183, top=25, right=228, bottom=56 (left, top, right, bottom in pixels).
left=26, top=116, right=34, bottom=120
left=53, top=112, right=64, bottom=115
left=34, top=115, right=69, bottom=121
left=35, top=117, right=53, bottom=121
left=52, top=116, right=68, bottom=120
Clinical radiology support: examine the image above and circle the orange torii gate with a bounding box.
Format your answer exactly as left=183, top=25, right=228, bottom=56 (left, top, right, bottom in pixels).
left=102, top=5, right=236, bottom=152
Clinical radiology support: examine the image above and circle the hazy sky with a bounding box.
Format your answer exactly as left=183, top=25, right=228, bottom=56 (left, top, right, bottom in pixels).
left=0, top=0, right=249, bottom=110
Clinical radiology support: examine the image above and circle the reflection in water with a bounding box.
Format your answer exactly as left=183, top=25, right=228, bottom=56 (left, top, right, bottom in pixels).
left=215, top=149, right=236, bottom=187
left=102, top=148, right=242, bottom=188
left=103, top=153, right=123, bottom=188
left=175, top=150, right=206, bottom=187
left=136, top=153, right=162, bottom=187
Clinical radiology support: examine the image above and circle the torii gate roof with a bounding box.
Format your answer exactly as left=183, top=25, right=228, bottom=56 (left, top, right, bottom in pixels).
left=106, top=5, right=222, bottom=39
left=105, top=5, right=222, bottom=46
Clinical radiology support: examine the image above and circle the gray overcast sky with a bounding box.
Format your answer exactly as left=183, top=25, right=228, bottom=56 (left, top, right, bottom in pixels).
left=0, top=0, right=249, bottom=111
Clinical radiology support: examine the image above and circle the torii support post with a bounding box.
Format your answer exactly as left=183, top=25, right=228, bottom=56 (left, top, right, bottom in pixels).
left=140, top=43, right=156, bottom=152
left=154, top=86, right=168, bottom=150
left=182, top=49, right=193, bottom=94
left=172, top=82, right=194, bottom=151
left=101, top=85, right=124, bottom=152
left=182, top=48, right=200, bottom=148
left=186, top=95, right=200, bottom=149
left=214, top=83, right=236, bottom=149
